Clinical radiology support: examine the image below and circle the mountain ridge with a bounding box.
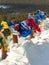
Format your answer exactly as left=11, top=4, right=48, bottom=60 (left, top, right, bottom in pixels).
left=0, top=0, right=49, bottom=5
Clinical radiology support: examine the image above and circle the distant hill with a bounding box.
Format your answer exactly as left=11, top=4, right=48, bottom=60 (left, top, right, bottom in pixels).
left=0, top=0, right=49, bottom=5
left=0, top=0, right=49, bottom=14
left=0, top=4, right=49, bottom=14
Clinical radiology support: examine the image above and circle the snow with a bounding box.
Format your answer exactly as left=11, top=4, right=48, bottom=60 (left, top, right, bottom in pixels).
left=0, top=18, right=49, bottom=65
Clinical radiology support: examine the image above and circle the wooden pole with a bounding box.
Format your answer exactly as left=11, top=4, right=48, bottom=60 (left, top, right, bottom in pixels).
left=13, top=34, right=18, bottom=44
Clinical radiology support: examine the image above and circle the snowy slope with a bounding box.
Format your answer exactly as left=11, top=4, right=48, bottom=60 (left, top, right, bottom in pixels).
left=0, top=18, right=49, bottom=65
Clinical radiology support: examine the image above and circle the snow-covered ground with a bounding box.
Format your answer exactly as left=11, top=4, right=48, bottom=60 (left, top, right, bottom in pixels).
left=0, top=18, right=49, bottom=65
